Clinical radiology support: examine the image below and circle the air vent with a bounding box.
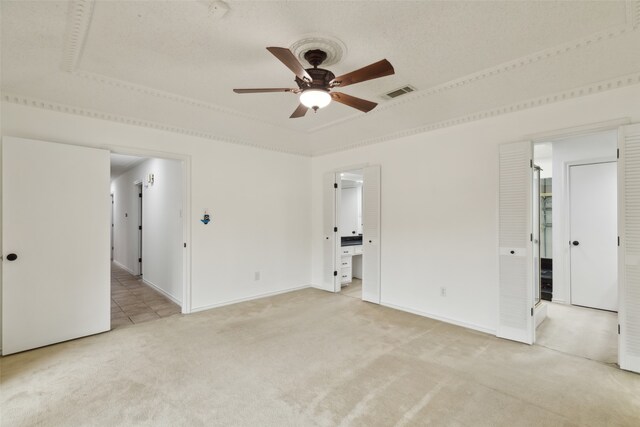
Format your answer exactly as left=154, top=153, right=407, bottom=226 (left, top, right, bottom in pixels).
left=383, top=85, right=416, bottom=100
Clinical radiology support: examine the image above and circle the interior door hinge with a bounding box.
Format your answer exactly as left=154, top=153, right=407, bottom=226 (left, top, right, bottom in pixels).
left=138, top=258, right=142, bottom=263
left=334, top=227, right=338, bottom=232
left=618, top=324, right=621, bottom=334
left=333, top=271, right=337, bottom=277
left=184, top=243, right=187, bottom=248
left=138, top=225, right=142, bottom=230
left=530, top=233, right=533, bottom=242
left=617, top=148, right=620, bottom=159
left=618, top=236, right=620, bottom=246
left=333, top=183, right=338, bottom=189
left=139, top=193, right=142, bottom=198
left=530, top=159, right=533, bottom=168
left=531, top=307, right=534, bottom=317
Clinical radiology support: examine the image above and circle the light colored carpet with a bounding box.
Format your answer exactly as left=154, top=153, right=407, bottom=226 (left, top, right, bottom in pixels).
left=536, top=302, right=618, bottom=364
left=2, top=288, right=639, bottom=426
left=341, top=278, right=362, bottom=299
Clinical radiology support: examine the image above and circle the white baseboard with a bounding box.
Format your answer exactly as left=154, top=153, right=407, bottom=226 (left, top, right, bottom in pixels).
left=310, top=283, right=333, bottom=292
left=141, top=278, right=182, bottom=307
left=112, top=260, right=135, bottom=275
left=190, top=284, right=311, bottom=313
left=381, top=302, right=496, bottom=336
left=551, top=298, right=566, bottom=304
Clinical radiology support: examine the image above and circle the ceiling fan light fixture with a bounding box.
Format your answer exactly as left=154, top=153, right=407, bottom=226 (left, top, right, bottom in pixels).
left=300, top=89, right=331, bottom=110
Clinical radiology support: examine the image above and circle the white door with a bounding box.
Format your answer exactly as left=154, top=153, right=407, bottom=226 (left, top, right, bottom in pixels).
left=497, top=141, right=534, bottom=344
left=362, top=165, right=381, bottom=303
left=569, top=162, right=618, bottom=311
left=2, top=137, right=111, bottom=355
left=322, top=172, right=338, bottom=292
left=619, top=123, right=640, bottom=373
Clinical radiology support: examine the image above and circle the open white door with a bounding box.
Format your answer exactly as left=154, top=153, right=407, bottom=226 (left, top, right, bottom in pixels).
left=497, top=141, right=534, bottom=344
left=2, top=137, right=110, bottom=355
left=322, top=172, right=339, bottom=292
left=362, top=165, right=381, bottom=303
left=618, top=123, right=640, bottom=373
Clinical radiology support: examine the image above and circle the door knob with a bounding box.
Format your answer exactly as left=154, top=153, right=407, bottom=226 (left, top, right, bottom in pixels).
left=572, top=241, right=580, bottom=246
left=6, top=253, right=18, bottom=261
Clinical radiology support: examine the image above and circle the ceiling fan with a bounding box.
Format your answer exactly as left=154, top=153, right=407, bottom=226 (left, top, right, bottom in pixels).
left=233, top=47, right=395, bottom=118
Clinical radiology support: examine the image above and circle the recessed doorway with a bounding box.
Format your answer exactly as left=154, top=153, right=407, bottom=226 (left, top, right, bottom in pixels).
left=532, top=130, right=618, bottom=365
left=323, top=165, right=381, bottom=303
left=110, top=153, right=185, bottom=329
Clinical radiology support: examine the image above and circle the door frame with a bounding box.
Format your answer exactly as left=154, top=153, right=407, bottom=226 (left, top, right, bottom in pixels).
left=134, top=181, right=143, bottom=276
left=566, top=160, right=618, bottom=308
left=325, top=163, right=380, bottom=301
left=527, top=120, right=625, bottom=362
left=110, top=145, right=192, bottom=314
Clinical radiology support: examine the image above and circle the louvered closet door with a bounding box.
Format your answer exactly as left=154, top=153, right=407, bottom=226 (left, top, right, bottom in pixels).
left=323, top=172, right=338, bottom=292
left=618, top=123, right=640, bottom=374
left=497, top=141, right=534, bottom=344
left=362, top=165, right=381, bottom=303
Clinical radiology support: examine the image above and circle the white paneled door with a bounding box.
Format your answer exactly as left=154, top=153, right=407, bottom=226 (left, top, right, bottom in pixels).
left=497, top=141, right=534, bottom=344
left=618, top=123, right=640, bottom=374
left=362, top=165, right=381, bottom=304
left=2, top=137, right=110, bottom=355
left=569, top=162, right=618, bottom=311
left=323, top=172, right=338, bottom=292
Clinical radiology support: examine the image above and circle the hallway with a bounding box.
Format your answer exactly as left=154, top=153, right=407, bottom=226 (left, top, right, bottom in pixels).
left=110, top=263, right=181, bottom=329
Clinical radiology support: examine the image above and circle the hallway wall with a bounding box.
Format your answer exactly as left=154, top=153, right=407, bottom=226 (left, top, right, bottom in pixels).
left=111, top=158, right=184, bottom=303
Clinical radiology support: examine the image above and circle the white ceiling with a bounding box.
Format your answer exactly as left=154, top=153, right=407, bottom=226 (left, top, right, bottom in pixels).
left=2, top=1, right=640, bottom=156
left=110, top=153, right=146, bottom=178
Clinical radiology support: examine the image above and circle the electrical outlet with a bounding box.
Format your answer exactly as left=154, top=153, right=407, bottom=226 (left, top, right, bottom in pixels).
left=440, top=287, right=447, bottom=297
left=254, top=271, right=261, bottom=281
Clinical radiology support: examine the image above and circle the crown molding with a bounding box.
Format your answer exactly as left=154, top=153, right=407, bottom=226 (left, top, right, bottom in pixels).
left=629, top=0, right=640, bottom=29
left=310, top=73, right=640, bottom=157
left=4, top=73, right=639, bottom=159
left=70, top=69, right=303, bottom=133
left=1, top=93, right=312, bottom=157
left=62, top=0, right=95, bottom=72
left=61, top=1, right=640, bottom=137
left=306, top=9, right=640, bottom=134
left=62, top=0, right=297, bottom=132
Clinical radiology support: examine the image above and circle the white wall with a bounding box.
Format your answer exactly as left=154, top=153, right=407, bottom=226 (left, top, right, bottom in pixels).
left=311, top=85, right=640, bottom=334
left=2, top=84, right=639, bottom=337
left=340, top=186, right=360, bottom=237
left=549, top=130, right=618, bottom=304
left=1, top=102, right=312, bottom=312
left=111, top=158, right=184, bottom=303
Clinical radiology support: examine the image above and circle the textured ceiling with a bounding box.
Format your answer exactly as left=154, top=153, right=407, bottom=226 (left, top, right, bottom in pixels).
left=110, top=153, right=146, bottom=178
left=2, top=0, right=640, bottom=156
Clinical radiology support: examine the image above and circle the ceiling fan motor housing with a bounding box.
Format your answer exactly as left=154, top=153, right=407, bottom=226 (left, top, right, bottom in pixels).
left=294, top=49, right=335, bottom=92
left=296, top=68, right=335, bottom=91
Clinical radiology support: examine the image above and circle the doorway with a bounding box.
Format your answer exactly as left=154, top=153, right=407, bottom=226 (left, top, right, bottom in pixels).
left=323, top=165, right=381, bottom=303
left=532, top=130, right=618, bottom=364
left=110, top=154, right=185, bottom=329
left=338, top=170, right=364, bottom=299
left=136, top=182, right=143, bottom=276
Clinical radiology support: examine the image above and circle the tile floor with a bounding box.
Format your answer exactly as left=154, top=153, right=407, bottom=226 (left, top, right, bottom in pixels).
left=111, top=263, right=181, bottom=329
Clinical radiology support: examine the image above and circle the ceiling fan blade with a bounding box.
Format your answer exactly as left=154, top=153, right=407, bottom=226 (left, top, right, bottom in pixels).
left=233, top=88, right=298, bottom=94
left=330, top=92, right=378, bottom=113
left=330, top=59, right=395, bottom=88
left=266, top=47, right=312, bottom=83
left=290, top=103, right=309, bottom=118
